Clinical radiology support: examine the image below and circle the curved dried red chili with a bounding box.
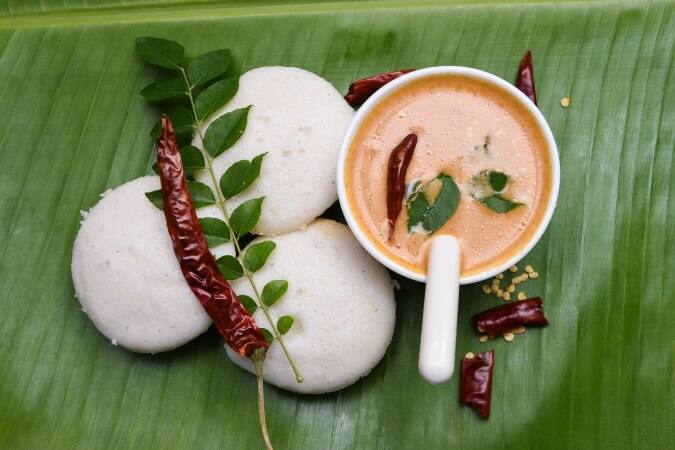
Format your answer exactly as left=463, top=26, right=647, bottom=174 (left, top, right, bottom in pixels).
left=386, top=133, right=418, bottom=240
left=460, top=350, right=494, bottom=419
left=157, top=115, right=267, bottom=357
left=344, top=69, right=415, bottom=107
left=516, top=50, right=538, bottom=105
left=472, top=297, right=548, bottom=339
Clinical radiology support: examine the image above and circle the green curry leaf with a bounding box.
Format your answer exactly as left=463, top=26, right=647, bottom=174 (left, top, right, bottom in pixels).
left=194, top=76, right=239, bottom=121
left=243, top=241, right=276, bottom=272
left=238, top=295, right=258, bottom=314
left=422, top=174, right=461, bottom=232
left=405, top=174, right=460, bottom=234
left=481, top=195, right=523, bottom=213
left=199, top=217, right=230, bottom=247
left=261, top=280, right=288, bottom=306
left=203, top=106, right=251, bottom=157
left=489, top=171, right=508, bottom=192
left=277, top=316, right=294, bottom=335
left=216, top=255, right=244, bottom=280
left=140, top=76, right=186, bottom=101
left=219, top=153, right=266, bottom=199
left=135, top=37, right=184, bottom=70
left=186, top=49, right=232, bottom=89
left=187, top=181, right=216, bottom=208
left=229, top=197, right=264, bottom=236
left=144, top=190, right=164, bottom=210
left=259, top=328, right=274, bottom=344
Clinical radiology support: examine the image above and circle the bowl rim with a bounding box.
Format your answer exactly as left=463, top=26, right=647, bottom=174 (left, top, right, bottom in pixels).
left=336, top=66, right=560, bottom=284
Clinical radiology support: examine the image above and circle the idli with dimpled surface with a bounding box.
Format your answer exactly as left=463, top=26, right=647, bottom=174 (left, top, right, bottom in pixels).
left=72, top=176, right=234, bottom=353
left=195, top=66, right=354, bottom=235
left=227, top=219, right=396, bottom=394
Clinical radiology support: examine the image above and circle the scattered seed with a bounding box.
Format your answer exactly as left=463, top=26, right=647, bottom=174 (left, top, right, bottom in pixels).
left=482, top=284, right=491, bottom=294
left=507, top=284, right=516, bottom=293
left=479, top=335, right=489, bottom=343
left=517, top=292, right=527, bottom=300
left=496, top=289, right=504, bottom=298
left=512, top=325, right=527, bottom=334
left=502, top=291, right=511, bottom=301
left=509, top=265, right=518, bottom=272
left=524, top=265, right=534, bottom=273
left=465, top=352, right=475, bottom=359
left=560, top=96, right=570, bottom=108
left=491, top=285, right=499, bottom=294
left=478, top=325, right=485, bottom=332
left=496, top=273, right=504, bottom=280
left=530, top=272, right=539, bottom=279
left=503, top=332, right=515, bottom=342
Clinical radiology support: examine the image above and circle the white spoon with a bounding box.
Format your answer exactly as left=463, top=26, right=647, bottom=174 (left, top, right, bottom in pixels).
left=418, top=235, right=461, bottom=383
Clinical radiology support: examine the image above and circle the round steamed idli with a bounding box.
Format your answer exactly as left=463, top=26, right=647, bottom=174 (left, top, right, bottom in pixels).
left=227, top=219, right=395, bottom=394
left=72, top=176, right=234, bottom=353
left=195, top=66, right=354, bottom=236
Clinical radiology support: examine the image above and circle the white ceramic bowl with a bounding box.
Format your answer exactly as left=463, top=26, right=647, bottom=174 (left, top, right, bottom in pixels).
left=338, top=66, right=559, bottom=283
left=336, top=66, right=560, bottom=383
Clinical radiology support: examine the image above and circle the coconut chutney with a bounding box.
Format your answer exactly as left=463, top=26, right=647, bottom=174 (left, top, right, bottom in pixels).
left=344, top=74, right=553, bottom=277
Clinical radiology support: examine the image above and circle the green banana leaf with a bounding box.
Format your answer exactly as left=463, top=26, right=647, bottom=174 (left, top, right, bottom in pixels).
left=0, top=0, right=672, bottom=448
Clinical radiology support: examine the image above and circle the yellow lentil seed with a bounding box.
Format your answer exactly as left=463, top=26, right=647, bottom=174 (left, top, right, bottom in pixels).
left=530, top=272, right=539, bottom=279
left=496, top=289, right=504, bottom=298
left=502, top=291, right=511, bottom=301
left=509, top=265, right=518, bottom=272
left=524, top=265, right=534, bottom=273
left=491, top=285, right=499, bottom=294
left=513, top=326, right=527, bottom=334
left=496, top=273, right=504, bottom=280
left=482, top=284, right=491, bottom=294
left=561, top=97, right=570, bottom=108
left=517, top=292, right=527, bottom=300
left=479, top=335, right=489, bottom=343
left=465, top=352, right=475, bottom=359
left=503, top=332, right=515, bottom=342
left=507, top=284, right=516, bottom=293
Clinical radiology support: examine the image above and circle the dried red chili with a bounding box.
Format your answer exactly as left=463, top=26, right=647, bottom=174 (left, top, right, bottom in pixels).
left=516, top=50, right=538, bottom=105
left=460, top=350, right=494, bottom=419
left=156, top=115, right=268, bottom=357
left=386, top=133, right=418, bottom=240
left=344, top=69, right=415, bottom=107
left=472, top=297, right=548, bottom=339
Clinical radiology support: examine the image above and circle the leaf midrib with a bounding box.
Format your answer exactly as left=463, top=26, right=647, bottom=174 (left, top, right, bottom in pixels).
left=0, top=0, right=642, bottom=31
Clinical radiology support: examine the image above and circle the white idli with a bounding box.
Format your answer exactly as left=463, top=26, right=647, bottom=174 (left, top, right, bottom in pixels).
left=71, top=176, right=234, bottom=353
left=227, top=219, right=396, bottom=394
left=195, top=66, right=354, bottom=236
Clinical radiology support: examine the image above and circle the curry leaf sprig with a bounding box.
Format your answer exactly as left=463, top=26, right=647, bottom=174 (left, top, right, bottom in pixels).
left=136, top=37, right=302, bottom=383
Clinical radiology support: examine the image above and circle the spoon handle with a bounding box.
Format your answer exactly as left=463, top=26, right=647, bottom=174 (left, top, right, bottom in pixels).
left=418, top=235, right=461, bottom=384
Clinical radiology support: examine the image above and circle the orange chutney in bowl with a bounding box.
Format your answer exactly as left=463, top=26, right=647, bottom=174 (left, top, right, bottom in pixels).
left=344, top=74, right=553, bottom=277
